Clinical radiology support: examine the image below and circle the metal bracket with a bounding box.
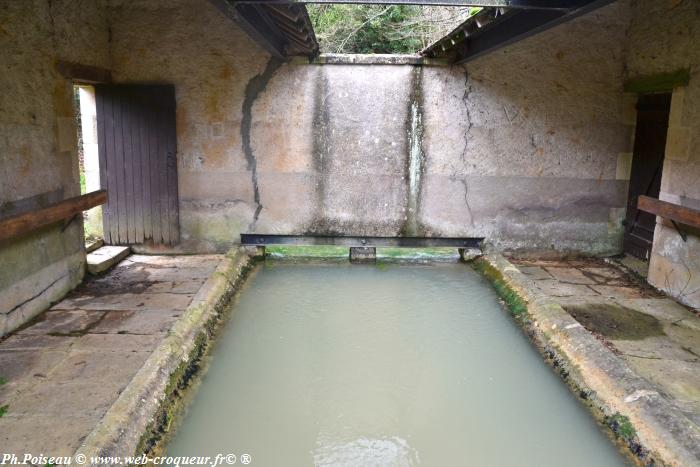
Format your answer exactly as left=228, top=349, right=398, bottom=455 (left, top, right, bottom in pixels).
left=671, top=220, right=687, bottom=242
left=61, top=213, right=79, bottom=232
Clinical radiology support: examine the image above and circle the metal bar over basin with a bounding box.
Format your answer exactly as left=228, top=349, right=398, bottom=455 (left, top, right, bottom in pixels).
left=241, top=234, right=484, bottom=248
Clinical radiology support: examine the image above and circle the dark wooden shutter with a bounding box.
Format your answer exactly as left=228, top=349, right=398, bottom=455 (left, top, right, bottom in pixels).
left=623, top=93, right=671, bottom=260
left=95, top=84, right=180, bottom=245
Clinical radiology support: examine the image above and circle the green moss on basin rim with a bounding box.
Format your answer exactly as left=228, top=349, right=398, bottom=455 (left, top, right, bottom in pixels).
left=473, top=258, right=527, bottom=316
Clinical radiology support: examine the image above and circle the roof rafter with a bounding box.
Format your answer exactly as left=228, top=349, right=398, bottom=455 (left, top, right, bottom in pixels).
left=422, top=0, right=616, bottom=64
left=210, top=0, right=319, bottom=59
left=212, top=0, right=616, bottom=64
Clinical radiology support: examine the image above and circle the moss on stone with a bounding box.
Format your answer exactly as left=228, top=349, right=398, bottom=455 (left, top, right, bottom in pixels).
left=267, top=246, right=460, bottom=261
left=267, top=245, right=348, bottom=258
left=473, top=259, right=527, bottom=316
left=378, top=247, right=457, bottom=259
left=606, top=413, right=637, bottom=441
left=0, top=404, right=8, bottom=417
left=471, top=256, right=655, bottom=465
left=0, top=376, right=6, bottom=386
left=134, top=253, right=258, bottom=460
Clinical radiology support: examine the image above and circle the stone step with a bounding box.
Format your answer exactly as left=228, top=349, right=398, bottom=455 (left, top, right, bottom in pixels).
left=87, top=245, right=131, bottom=275
left=85, top=238, right=104, bottom=254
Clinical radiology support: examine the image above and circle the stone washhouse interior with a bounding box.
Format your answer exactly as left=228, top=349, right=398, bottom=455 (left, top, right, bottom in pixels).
left=1, top=0, right=700, bottom=466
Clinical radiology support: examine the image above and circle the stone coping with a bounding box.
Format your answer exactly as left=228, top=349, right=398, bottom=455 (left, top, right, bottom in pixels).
left=70, top=251, right=700, bottom=465
left=476, top=253, right=700, bottom=467
left=71, top=247, right=260, bottom=465
left=290, top=53, right=449, bottom=66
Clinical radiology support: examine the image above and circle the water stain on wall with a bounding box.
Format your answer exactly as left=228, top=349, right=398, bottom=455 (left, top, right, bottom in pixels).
left=402, top=66, right=425, bottom=237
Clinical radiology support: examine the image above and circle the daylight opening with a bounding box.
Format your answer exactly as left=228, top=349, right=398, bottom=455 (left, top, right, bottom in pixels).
left=308, top=4, right=480, bottom=53
left=73, top=84, right=102, bottom=241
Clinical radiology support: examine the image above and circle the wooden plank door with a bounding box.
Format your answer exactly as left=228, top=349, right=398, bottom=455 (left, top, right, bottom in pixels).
left=623, top=93, right=671, bottom=260
left=95, top=84, right=179, bottom=245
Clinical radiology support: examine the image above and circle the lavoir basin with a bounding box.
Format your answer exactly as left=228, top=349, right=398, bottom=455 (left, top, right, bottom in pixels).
left=166, top=261, right=631, bottom=466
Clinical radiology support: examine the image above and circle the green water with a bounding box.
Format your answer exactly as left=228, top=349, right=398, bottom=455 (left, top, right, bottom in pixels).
left=167, top=262, right=629, bottom=467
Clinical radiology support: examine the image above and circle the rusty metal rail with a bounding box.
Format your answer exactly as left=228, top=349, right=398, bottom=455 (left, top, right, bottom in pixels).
left=241, top=234, right=484, bottom=248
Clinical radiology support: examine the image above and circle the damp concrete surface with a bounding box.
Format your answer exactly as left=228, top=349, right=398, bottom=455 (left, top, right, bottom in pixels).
left=513, top=257, right=700, bottom=426
left=0, top=254, right=223, bottom=456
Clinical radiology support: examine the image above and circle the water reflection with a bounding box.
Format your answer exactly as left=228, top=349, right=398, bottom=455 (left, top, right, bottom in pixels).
left=313, top=434, right=420, bottom=467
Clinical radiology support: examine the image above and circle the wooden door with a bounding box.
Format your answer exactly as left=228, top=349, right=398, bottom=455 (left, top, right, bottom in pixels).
left=623, top=93, right=671, bottom=259
left=95, top=84, right=179, bottom=245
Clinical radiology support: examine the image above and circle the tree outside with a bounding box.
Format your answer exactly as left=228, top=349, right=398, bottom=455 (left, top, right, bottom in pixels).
left=307, top=5, right=481, bottom=54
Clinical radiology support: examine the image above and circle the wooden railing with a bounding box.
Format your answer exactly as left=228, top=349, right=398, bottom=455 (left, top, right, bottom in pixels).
left=0, top=190, right=107, bottom=243
left=638, top=195, right=700, bottom=241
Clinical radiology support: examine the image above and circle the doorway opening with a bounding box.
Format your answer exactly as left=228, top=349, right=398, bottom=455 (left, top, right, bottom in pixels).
left=73, top=84, right=103, bottom=242
left=623, top=93, right=672, bottom=260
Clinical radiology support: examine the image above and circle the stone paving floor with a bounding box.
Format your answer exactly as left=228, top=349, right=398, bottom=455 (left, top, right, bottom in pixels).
left=510, top=257, right=700, bottom=426
left=0, top=254, right=222, bottom=457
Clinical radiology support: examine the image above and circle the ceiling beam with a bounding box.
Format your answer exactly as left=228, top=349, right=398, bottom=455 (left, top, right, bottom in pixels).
left=210, top=0, right=318, bottom=58
left=453, top=0, right=615, bottom=64
left=210, top=0, right=287, bottom=58
left=421, top=0, right=616, bottom=64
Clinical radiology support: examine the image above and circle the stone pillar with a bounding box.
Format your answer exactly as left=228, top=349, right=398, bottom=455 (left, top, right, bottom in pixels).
left=458, top=248, right=467, bottom=262
left=459, top=248, right=481, bottom=262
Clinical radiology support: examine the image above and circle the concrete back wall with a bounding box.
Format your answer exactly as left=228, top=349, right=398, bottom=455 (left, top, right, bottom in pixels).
left=110, top=0, right=632, bottom=256
left=0, top=0, right=110, bottom=336
left=627, top=0, right=700, bottom=308
left=422, top=1, right=632, bottom=252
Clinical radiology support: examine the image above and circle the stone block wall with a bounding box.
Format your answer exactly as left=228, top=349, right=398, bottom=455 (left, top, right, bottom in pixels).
left=0, top=0, right=110, bottom=335
left=627, top=0, right=700, bottom=308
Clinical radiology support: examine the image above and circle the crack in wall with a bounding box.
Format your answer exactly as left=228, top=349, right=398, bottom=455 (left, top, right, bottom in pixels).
left=240, top=57, right=282, bottom=232
left=460, top=68, right=473, bottom=169
left=447, top=68, right=475, bottom=230
left=503, top=104, right=519, bottom=123
left=7, top=271, right=68, bottom=315
left=458, top=177, right=475, bottom=227
left=47, top=0, right=58, bottom=54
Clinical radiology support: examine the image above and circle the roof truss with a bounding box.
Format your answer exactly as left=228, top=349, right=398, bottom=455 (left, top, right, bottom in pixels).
left=422, top=0, right=616, bottom=64
left=213, top=0, right=616, bottom=63
left=210, top=0, right=319, bottom=58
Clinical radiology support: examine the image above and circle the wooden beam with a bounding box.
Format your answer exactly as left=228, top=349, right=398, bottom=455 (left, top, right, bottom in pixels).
left=0, top=190, right=107, bottom=243
left=638, top=195, right=700, bottom=230
left=466, top=0, right=614, bottom=64
left=55, top=61, right=112, bottom=83
left=209, top=0, right=289, bottom=58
